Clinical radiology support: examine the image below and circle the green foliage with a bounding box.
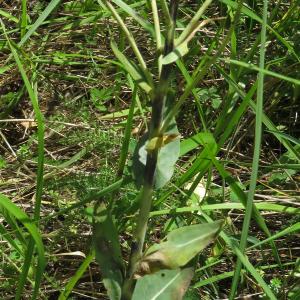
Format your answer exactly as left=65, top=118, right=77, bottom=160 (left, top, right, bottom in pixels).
left=132, top=267, right=194, bottom=300
left=138, top=221, right=223, bottom=273
left=93, top=203, right=124, bottom=300
left=162, top=42, right=189, bottom=65
left=269, top=278, right=282, bottom=295
left=0, top=194, right=46, bottom=299
left=90, top=87, right=114, bottom=112
left=0, top=155, right=7, bottom=168
left=111, top=40, right=153, bottom=94
left=196, top=87, right=222, bottom=110
left=132, top=126, right=180, bottom=189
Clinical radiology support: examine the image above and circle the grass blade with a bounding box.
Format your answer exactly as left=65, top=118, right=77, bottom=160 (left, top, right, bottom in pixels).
left=175, top=0, right=213, bottom=46
left=0, top=9, right=18, bottom=23
left=202, top=213, right=276, bottom=300
left=219, top=0, right=299, bottom=61
left=58, top=251, right=95, bottom=300
left=112, top=0, right=154, bottom=36
left=1, top=19, right=45, bottom=300
left=229, top=2, right=269, bottom=297
left=117, top=78, right=137, bottom=177
left=20, top=0, right=27, bottom=38
left=0, top=194, right=46, bottom=295
left=149, top=203, right=300, bottom=217
left=221, top=58, right=300, bottom=85
left=216, top=65, right=300, bottom=162
left=102, top=0, right=149, bottom=73
left=111, top=40, right=153, bottom=94
left=19, top=0, right=61, bottom=47
left=248, top=222, right=300, bottom=251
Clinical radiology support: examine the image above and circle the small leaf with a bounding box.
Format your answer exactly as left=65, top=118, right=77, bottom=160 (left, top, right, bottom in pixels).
left=0, top=9, right=18, bottom=23
left=132, top=267, right=194, bottom=300
left=90, top=88, right=113, bottom=112
left=138, top=221, right=222, bottom=273
left=180, top=132, right=217, bottom=157
left=0, top=155, right=7, bottom=169
left=162, top=42, right=189, bottom=65
left=93, top=203, right=124, bottom=300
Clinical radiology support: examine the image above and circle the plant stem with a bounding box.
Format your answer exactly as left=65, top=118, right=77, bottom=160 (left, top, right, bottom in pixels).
left=123, top=1, right=179, bottom=298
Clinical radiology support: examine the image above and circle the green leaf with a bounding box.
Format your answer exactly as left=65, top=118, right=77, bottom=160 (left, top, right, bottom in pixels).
left=132, top=92, right=180, bottom=189
left=248, top=222, right=300, bottom=251
left=162, top=42, right=189, bottom=65
left=0, top=222, right=23, bottom=257
left=266, top=130, right=300, bottom=146
left=132, top=123, right=180, bottom=189
left=180, top=131, right=218, bottom=158
left=59, top=250, right=95, bottom=300
left=19, top=0, right=62, bottom=47
left=111, top=40, right=152, bottom=94
left=132, top=268, right=194, bottom=300
left=93, top=203, right=124, bottom=300
left=0, top=64, right=13, bottom=75
left=0, top=194, right=46, bottom=279
left=138, top=221, right=222, bottom=273
left=90, top=87, right=113, bottom=112
left=221, top=58, right=300, bottom=86
left=0, top=9, right=18, bottom=23
left=149, top=202, right=300, bottom=217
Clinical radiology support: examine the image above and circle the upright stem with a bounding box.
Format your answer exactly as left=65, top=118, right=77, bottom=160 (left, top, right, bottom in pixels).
left=123, top=1, right=179, bottom=298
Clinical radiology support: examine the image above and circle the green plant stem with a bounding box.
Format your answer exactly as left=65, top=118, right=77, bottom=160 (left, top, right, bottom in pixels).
left=123, top=2, right=179, bottom=297
left=151, top=0, right=161, bottom=52
left=16, top=240, right=35, bottom=299
left=229, top=1, right=269, bottom=298
left=117, top=84, right=137, bottom=178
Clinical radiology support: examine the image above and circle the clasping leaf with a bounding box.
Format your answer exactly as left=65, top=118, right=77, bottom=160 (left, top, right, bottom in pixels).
left=136, top=220, right=223, bottom=275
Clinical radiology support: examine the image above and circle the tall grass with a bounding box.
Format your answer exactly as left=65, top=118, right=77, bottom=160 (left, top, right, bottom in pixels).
left=229, top=1, right=270, bottom=298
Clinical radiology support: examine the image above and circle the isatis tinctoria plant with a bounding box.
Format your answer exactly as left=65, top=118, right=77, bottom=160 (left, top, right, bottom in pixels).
left=93, top=1, right=224, bottom=299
